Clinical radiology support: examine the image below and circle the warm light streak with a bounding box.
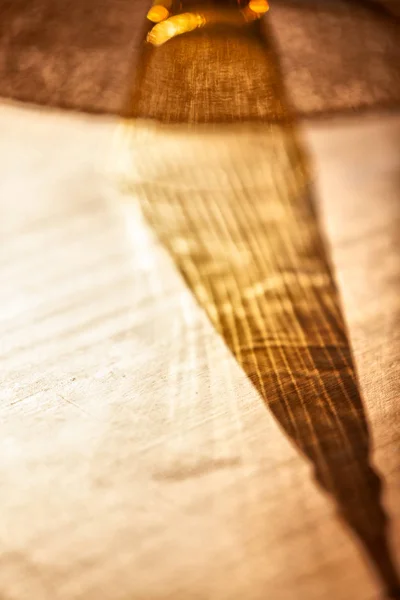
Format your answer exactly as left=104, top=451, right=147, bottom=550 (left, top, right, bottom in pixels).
left=248, top=0, right=269, bottom=15
left=147, top=13, right=207, bottom=46
left=147, top=5, right=170, bottom=23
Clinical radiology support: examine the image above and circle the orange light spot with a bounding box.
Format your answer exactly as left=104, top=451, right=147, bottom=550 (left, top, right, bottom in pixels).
left=248, top=0, right=269, bottom=14
left=147, top=13, right=206, bottom=46
left=147, top=5, right=170, bottom=23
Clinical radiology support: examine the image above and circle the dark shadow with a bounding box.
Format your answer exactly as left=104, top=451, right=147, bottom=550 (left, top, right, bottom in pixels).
left=281, top=0, right=398, bottom=19
left=120, top=5, right=400, bottom=598
left=126, top=19, right=290, bottom=124
left=124, top=0, right=400, bottom=123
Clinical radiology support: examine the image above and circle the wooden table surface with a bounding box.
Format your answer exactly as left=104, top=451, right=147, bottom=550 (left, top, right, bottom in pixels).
left=0, top=101, right=399, bottom=599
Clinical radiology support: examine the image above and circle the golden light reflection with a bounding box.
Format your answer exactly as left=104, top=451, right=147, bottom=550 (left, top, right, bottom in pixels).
left=248, top=0, right=269, bottom=15
left=147, top=5, right=170, bottom=23
left=146, top=3, right=270, bottom=46
left=147, top=13, right=206, bottom=47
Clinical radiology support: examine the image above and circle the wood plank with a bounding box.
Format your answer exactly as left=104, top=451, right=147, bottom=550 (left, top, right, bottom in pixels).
left=0, top=103, right=399, bottom=599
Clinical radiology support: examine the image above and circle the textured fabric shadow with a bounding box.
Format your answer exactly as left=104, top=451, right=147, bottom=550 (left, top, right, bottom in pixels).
left=117, top=119, right=400, bottom=597
left=114, top=13, right=400, bottom=596
left=127, top=20, right=289, bottom=123
left=0, top=0, right=399, bottom=116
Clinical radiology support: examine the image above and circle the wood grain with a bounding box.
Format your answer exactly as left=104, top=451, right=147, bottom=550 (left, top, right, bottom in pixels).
left=0, top=103, right=399, bottom=599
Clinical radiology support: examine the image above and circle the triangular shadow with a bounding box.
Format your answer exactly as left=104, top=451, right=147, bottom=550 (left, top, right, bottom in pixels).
left=118, top=10, right=400, bottom=597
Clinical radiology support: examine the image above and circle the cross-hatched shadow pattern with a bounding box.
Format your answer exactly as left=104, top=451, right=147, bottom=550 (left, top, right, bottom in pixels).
left=115, top=118, right=400, bottom=596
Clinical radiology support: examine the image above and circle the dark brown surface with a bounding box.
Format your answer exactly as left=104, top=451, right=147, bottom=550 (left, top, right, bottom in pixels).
left=270, top=0, right=400, bottom=117
left=0, top=0, right=399, bottom=117
left=0, top=0, right=151, bottom=113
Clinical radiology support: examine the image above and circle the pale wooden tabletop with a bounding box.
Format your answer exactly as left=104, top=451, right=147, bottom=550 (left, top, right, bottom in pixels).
left=0, top=102, right=399, bottom=599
